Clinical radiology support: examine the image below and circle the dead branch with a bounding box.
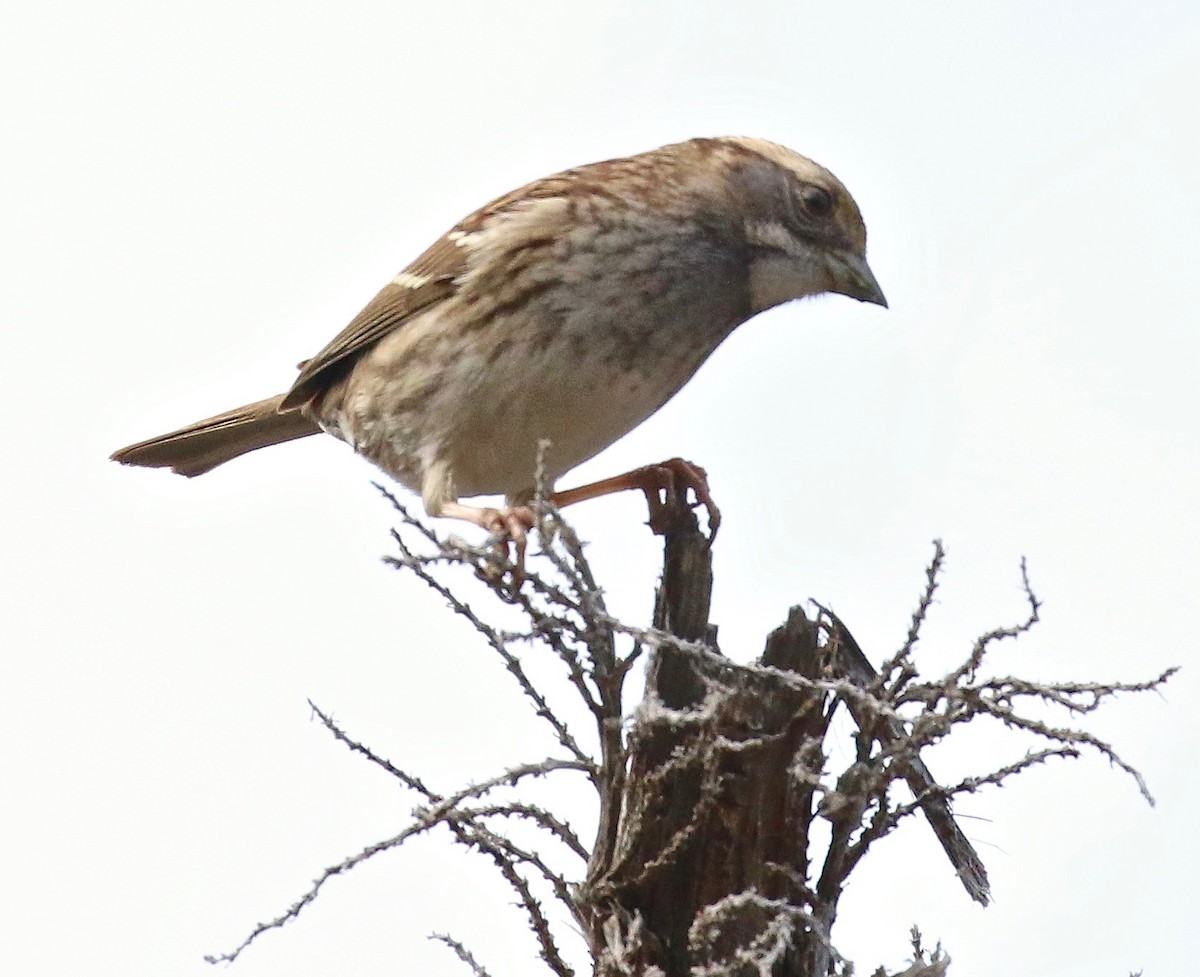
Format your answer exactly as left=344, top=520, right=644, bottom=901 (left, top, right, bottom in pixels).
left=207, top=494, right=1174, bottom=977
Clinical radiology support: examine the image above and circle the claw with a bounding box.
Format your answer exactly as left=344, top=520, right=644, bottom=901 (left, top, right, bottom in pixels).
left=641, top=458, right=720, bottom=539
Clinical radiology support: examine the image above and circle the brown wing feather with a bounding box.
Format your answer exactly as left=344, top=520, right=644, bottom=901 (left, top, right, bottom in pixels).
left=280, top=236, right=465, bottom=410
left=279, top=162, right=618, bottom=411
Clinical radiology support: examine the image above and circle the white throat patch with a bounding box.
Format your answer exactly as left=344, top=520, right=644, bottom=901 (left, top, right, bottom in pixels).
left=744, top=220, right=828, bottom=313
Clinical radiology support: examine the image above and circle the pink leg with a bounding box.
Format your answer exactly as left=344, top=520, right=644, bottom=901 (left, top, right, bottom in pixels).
left=550, top=457, right=720, bottom=537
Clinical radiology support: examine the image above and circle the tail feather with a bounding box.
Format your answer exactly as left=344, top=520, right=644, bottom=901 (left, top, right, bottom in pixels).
left=110, top=394, right=321, bottom=477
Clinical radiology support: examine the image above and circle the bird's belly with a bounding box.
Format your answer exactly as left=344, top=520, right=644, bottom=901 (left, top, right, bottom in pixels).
left=318, top=278, right=742, bottom=503
left=446, top=360, right=693, bottom=499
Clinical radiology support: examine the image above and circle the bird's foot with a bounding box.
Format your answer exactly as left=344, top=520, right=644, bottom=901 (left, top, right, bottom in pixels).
left=550, top=457, right=720, bottom=540
left=438, top=501, right=536, bottom=584
left=633, top=458, right=720, bottom=538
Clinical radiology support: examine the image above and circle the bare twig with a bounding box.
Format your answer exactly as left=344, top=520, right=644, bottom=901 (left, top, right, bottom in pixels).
left=430, top=933, right=494, bottom=977
left=210, top=507, right=1174, bottom=977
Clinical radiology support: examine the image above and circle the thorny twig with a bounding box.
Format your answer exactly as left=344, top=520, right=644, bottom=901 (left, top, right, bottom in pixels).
left=431, top=933, right=495, bottom=977
left=209, top=505, right=1174, bottom=976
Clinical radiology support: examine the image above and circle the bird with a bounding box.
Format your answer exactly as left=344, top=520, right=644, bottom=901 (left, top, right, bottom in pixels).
left=111, top=136, right=886, bottom=567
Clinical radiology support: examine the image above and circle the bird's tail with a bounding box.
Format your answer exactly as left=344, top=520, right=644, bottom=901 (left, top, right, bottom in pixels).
left=110, top=394, right=321, bottom=477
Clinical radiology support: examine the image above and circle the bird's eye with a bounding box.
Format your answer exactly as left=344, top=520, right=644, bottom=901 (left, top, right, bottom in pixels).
left=798, top=185, right=834, bottom=219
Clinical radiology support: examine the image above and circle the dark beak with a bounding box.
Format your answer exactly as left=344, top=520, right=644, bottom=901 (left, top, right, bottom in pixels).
left=828, top=251, right=888, bottom=308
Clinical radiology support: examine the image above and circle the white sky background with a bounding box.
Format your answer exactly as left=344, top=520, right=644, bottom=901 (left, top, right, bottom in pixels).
left=4, top=1, right=1198, bottom=974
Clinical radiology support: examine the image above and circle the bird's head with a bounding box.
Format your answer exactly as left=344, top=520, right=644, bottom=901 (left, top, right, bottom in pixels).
left=685, top=137, right=887, bottom=315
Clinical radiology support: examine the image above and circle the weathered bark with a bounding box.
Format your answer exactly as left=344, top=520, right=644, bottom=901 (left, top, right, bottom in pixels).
left=576, top=508, right=985, bottom=977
